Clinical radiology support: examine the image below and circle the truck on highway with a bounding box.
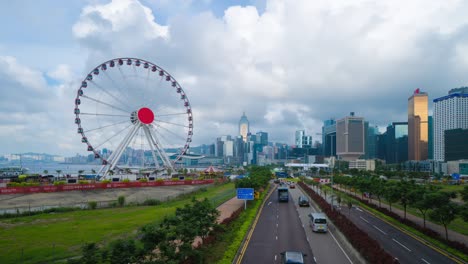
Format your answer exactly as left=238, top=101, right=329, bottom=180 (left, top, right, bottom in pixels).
left=278, top=186, right=289, bottom=202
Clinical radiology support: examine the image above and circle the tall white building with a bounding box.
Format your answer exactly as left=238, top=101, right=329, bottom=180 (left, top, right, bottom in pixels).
left=336, top=112, right=365, bottom=161
left=295, top=130, right=312, bottom=148
left=433, top=87, right=468, bottom=161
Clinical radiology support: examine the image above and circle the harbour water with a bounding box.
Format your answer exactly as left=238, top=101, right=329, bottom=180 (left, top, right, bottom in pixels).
left=0, top=162, right=101, bottom=175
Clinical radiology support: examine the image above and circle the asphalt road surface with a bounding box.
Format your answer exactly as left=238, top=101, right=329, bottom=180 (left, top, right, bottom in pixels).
left=309, top=185, right=459, bottom=264
left=240, top=185, right=354, bottom=264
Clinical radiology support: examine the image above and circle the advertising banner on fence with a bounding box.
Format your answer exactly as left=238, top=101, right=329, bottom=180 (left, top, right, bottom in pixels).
left=0, top=179, right=215, bottom=195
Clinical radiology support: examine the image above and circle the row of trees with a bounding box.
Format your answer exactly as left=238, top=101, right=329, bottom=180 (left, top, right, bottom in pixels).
left=333, top=176, right=468, bottom=241
left=234, top=166, right=272, bottom=190
left=69, top=198, right=219, bottom=264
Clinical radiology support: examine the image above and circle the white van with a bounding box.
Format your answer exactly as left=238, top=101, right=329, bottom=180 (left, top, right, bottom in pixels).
left=309, top=213, right=328, bottom=233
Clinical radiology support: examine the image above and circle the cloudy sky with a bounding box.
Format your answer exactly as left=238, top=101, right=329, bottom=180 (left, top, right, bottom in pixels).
left=1, top=0, right=468, bottom=157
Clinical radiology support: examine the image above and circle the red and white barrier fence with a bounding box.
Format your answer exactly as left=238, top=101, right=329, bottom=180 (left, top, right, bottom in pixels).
left=0, top=179, right=215, bottom=195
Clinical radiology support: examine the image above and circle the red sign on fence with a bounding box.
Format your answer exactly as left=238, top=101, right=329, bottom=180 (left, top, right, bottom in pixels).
left=0, top=179, right=215, bottom=195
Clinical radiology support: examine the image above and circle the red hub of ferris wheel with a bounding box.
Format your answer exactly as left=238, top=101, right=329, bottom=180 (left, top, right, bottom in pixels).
left=137, top=107, right=155, bottom=124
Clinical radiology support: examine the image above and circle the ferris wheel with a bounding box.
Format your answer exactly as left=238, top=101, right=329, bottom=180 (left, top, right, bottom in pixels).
left=74, top=58, right=193, bottom=179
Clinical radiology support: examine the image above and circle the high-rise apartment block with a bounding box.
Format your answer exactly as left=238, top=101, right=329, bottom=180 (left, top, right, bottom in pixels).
left=433, top=87, right=468, bottom=161
left=408, top=89, right=428, bottom=161
left=336, top=112, right=365, bottom=161
left=295, top=130, right=312, bottom=148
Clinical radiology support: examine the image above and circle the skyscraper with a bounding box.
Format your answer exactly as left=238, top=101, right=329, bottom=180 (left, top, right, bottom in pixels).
left=385, top=122, right=408, bottom=164
left=295, top=130, right=312, bottom=148
left=336, top=112, right=365, bottom=161
left=364, top=122, right=378, bottom=159
left=433, top=87, right=468, bottom=161
left=322, top=119, right=336, bottom=157
left=408, top=89, right=428, bottom=161
left=239, top=112, right=249, bottom=142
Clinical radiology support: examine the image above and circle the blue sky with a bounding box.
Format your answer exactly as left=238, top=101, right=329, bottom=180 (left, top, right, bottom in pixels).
left=1, top=0, right=468, bottom=157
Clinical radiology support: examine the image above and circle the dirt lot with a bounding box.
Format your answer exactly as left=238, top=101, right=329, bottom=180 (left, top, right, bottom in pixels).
left=0, top=185, right=208, bottom=212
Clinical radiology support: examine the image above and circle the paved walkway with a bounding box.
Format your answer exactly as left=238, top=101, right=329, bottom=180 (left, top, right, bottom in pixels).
left=333, top=185, right=468, bottom=245
left=193, top=196, right=245, bottom=247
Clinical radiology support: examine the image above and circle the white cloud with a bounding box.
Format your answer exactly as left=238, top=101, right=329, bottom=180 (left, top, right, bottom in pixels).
left=3, top=0, right=468, bottom=156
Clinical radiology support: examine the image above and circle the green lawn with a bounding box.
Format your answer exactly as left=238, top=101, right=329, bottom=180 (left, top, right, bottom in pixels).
left=0, top=182, right=235, bottom=264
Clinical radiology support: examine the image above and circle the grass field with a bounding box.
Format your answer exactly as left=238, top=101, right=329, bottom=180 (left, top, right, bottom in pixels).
left=0, top=182, right=235, bottom=264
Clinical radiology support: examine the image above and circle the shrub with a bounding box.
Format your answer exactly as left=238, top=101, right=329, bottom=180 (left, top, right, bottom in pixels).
left=53, top=181, right=66, bottom=186
left=78, top=180, right=89, bottom=184
left=156, top=179, right=164, bottom=183
left=88, top=201, right=97, bottom=210
left=138, top=178, right=147, bottom=182
left=101, top=179, right=111, bottom=183
left=142, top=199, right=161, bottom=206
left=122, top=178, right=130, bottom=183
left=117, top=196, right=126, bottom=207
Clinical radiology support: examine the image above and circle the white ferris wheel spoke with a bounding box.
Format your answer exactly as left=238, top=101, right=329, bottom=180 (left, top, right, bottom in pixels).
left=93, top=123, right=133, bottom=150
left=89, top=80, right=134, bottom=111
left=102, top=70, right=133, bottom=107
left=153, top=122, right=188, bottom=142
left=156, top=112, right=188, bottom=117
left=148, top=125, right=175, bottom=170
left=107, top=123, right=141, bottom=174
left=154, top=119, right=189, bottom=128
left=142, top=125, right=162, bottom=169
left=79, top=113, right=129, bottom=118
left=84, top=119, right=128, bottom=133
left=81, top=94, right=131, bottom=114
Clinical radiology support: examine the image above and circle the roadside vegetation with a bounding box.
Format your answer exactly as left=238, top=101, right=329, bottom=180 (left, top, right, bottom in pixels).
left=308, top=175, right=468, bottom=261
left=0, top=182, right=234, bottom=264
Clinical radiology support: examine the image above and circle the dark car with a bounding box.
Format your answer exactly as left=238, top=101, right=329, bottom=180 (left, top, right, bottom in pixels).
left=274, top=179, right=280, bottom=184
left=289, top=183, right=295, bottom=188
left=298, top=196, right=310, bottom=207
left=281, top=251, right=306, bottom=264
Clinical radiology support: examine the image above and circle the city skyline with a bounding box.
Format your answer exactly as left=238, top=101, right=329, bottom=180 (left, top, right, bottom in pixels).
left=2, top=0, right=468, bottom=156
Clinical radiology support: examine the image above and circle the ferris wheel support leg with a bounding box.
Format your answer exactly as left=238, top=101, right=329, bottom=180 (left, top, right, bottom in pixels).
left=149, top=126, right=175, bottom=171
left=142, top=126, right=161, bottom=170
left=108, top=124, right=141, bottom=173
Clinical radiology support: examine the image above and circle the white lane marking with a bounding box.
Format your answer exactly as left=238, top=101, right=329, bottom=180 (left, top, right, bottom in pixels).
left=275, top=255, right=277, bottom=261
left=268, top=202, right=272, bottom=206
left=276, top=236, right=278, bottom=240
left=276, top=223, right=278, bottom=228
left=392, top=238, right=412, bottom=252
left=355, top=207, right=363, bottom=212
left=360, top=216, right=370, bottom=223
left=329, top=230, right=354, bottom=264
left=314, top=256, right=317, bottom=262
left=421, top=258, right=430, bottom=264
left=373, top=225, right=387, bottom=235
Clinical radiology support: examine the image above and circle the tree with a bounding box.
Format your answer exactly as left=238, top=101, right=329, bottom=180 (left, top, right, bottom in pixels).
left=336, top=193, right=342, bottom=207
left=459, top=203, right=468, bottom=222
left=383, top=182, right=400, bottom=211
left=91, top=169, right=96, bottom=174
left=43, top=170, right=48, bottom=175
left=108, top=238, right=138, bottom=264
left=460, top=186, right=468, bottom=202
left=78, top=170, right=84, bottom=176
left=397, top=180, right=416, bottom=220
left=346, top=199, right=353, bottom=216
left=429, top=201, right=458, bottom=241
left=139, top=197, right=219, bottom=263
left=411, top=188, right=434, bottom=228
left=370, top=177, right=386, bottom=207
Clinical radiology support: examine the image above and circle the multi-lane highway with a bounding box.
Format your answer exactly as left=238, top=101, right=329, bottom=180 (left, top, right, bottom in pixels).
left=237, top=183, right=462, bottom=264
left=309, top=185, right=460, bottom=264
left=239, top=185, right=355, bottom=264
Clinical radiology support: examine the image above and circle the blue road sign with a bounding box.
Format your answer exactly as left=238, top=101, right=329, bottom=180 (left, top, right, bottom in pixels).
left=452, top=173, right=460, bottom=180
left=237, top=188, right=254, bottom=200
